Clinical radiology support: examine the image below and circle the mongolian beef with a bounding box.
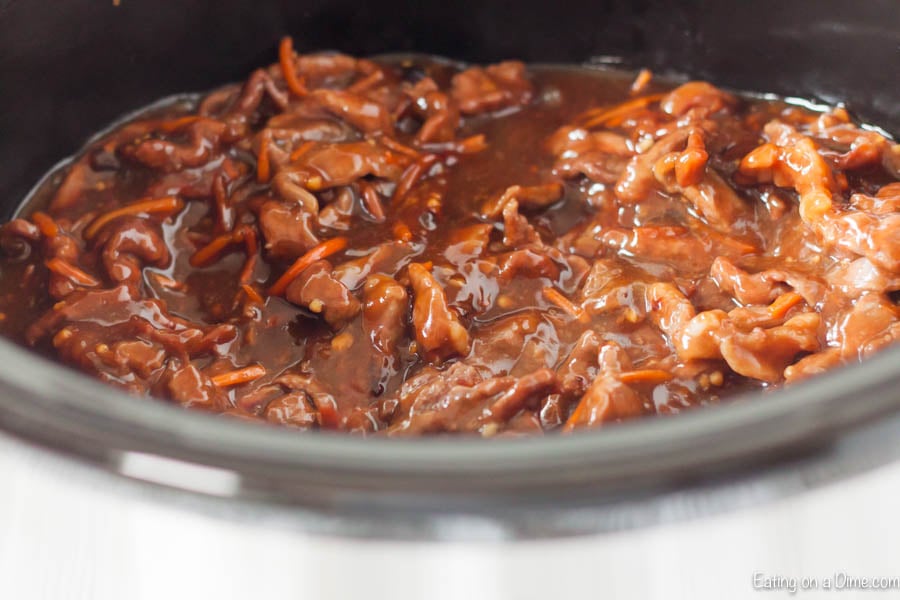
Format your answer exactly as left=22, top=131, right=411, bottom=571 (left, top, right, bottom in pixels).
left=0, top=38, right=898, bottom=436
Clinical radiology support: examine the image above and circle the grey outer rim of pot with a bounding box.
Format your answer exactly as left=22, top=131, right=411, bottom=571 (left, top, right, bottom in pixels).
left=1, top=330, right=899, bottom=541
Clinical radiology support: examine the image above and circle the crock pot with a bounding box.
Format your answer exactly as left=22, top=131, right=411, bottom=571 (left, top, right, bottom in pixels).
left=1, top=1, right=899, bottom=597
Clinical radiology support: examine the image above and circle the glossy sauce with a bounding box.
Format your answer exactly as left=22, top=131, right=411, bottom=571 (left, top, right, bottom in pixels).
left=0, top=44, right=897, bottom=436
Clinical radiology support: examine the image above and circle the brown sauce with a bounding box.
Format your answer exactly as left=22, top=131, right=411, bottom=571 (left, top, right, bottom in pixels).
left=0, top=40, right=898, bottom=436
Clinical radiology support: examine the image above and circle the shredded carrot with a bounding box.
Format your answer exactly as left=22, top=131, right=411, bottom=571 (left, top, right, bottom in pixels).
left=279, top=36, right=307, bottom=97
left=392, top=154, right=438, bottom=203
left=238, top=254, right=258, bottom=283
left=241, top=284, right=265, bottom=305
left=380, top=136, right=420, bottom=159
left=420, top=261, right=433, bottom=271
left=542, top=287, right=588, bottom=322
left=150, top=272, right=184, bottom=290
left=222, top=157, right=243, bottom=180
left=289, top=140, right=316, bottom=161
left=83, top=196, right=183, bottom=240
left=239, top=227, right=258, bottom=284
left=687, top=221, right=759, bottom=255
left=268, top=236, right=349, bottom=296
left=158, top=115, right=201, bottom=132
left=317, top=403, right=342, bottom=429
left=619, top=369, right=673, bottom=385
left=211, top=364, right=266, bottom=387
left=359, top=182, right=386, bottom=222
left=31, top=212, right=59, bottom=238
left=562, top=398, right=589, bottom=432
left=715, top=234, right=758, bottom=256
left=579, top=93, right=665, bottom=129
left=458, top=134, right=487, bottom=154
left=630, top=69, right=653, bottom=95
left=347, top=69, right=386, bottom=94
left=256, top=129, right=272, bottom=183
left=211, top=174, right=232, bottom=234
left=768, top=291, right=805, bottom=319
left=190, top=229, right=245, bottom=268
left=45, top=258, right=100, bottom=287
left=71, top=212, right=97, bottom=232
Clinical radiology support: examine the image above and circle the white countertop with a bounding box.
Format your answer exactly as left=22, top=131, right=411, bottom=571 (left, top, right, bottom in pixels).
left=2, top=434, right=900, bottom=600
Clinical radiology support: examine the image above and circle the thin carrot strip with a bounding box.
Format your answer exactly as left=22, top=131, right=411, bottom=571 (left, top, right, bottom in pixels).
left=211, top=174, right=232, bottom=234
left=241, top=284, right=265, bottom=305
left=359, top=182, right=386, bottom=222
left=31, top=212, right=59, bottom=238
left=579, top=93, right=665, bottom=129
left=222, top=157, right=243, bottom=180
left=619, top=369, right=673, bottom=385
left=419, top=134, right=488, bottom=155
left=380, top=136, right=420, bottom=158
left=392, top=154, right=438, bottom=203
left=150, top=272, right=185, bottom=290
left=768, top=291, right=805, bottom=319
left=189, top=229, right=245, bottom=268
left=268, top=236, right=348, bottom=296
left=289, top=140, right=316, bottom=161
left=240, top=259, right=257, bottom=284
left=686, top=221, right=759, bottom=255
left=256, top=129, right=272, bottom=183
left=45, top=258, right=100, bottom=287
left=71, top=212, right=96, bottom=232
left=158, top=115, right=201, bottom=132
left=211, top=365, right=266, bottom=387
left=715, top=235, right=758, bottom=255
left=83, top=196, right=183, bottom=240
left=542, top=287, right=588, bottom=322
left=317, top=403, right=342, bottom=429
left=630, top=69, right=653, bottom=95
left=458, top=134, right=487, bottom=154
left=347, top=69, right=385, bottom=94
left=239, top=228, right=258, bottom=284
left=279, top=36, right=307, bottom=97
left=562, top=398, right=588, bottom=432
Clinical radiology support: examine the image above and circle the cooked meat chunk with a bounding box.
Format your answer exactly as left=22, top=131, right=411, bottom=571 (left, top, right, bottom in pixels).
left=719, top=312, right=821, bottom=382
left=710, top=257, right=823, bottom=306
left=501, top=200, right=542, bottom=248
left=309, top=89, right=394, bottom=136
left=362, top=275, right=409, bottom=357
left=285, top=260, right=361, bottom=328
left=481, top=183, right=564, bottom=219
left=549, top=127, right=633, bottom=183
left=120, top=118, right=227, bottom=172
left=451, top=61, right=533, bottom=115
left=332, top=241, right=415, bottom=290
left=100, top=217, right=169, bottom=291
left=282, top=141, right=411, bottom=190
left=660, top=81, right=736, bottom=118
left=258, top=199, right=319, bottom=259
left=408, top=262, right=470, bottom=363
left=563, top=343, right=645, bottom=430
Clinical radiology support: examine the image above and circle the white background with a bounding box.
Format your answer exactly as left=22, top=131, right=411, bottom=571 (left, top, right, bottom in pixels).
left=2, top=434, right=899, bottom=600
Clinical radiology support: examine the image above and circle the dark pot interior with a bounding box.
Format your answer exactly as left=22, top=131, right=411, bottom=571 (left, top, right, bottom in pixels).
left=0, top=0, right=898, bottom=537
left=3, top=0, right=898, bottom=212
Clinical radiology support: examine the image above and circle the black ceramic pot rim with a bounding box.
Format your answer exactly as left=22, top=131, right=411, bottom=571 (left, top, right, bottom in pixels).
left=1, top=326, right=899, bottom=510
